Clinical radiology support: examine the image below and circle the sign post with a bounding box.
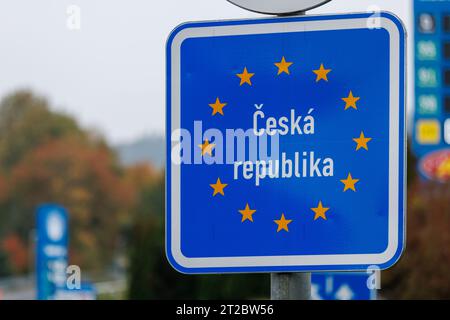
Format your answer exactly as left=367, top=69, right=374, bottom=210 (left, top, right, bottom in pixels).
left=271, top=273, right=311, bottom=300
left=166, top=5, right=406, bottom=300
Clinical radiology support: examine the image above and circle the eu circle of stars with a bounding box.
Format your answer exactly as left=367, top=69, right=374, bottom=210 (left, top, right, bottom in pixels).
left=198, top=57, right=373, bottom=234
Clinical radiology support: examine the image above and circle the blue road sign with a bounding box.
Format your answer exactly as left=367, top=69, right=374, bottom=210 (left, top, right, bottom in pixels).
left=311, top=273, right=377, bottom=300
left=36, top=204, right=69, bottom=300
left=166, top=12, right=406, bottom=274
left=413, top=0, right=450, bottom=182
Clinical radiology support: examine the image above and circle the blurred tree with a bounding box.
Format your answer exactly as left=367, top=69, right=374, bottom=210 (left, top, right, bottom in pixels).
left=121, top=163, right=157, bottom=226
left=196, top=274, right=269, bottom=299
left=128, top=173, right=198, bottom=299
left=0, top=249, right=11, bottom=277
left=2, top=234, right=28, bottom=273
left=0, top=90, right=135, bottom=274
left=128, top=214, right=199, bottom=299
left=406, top=143, right=417, bottom=187
left=382, top=148, right=450, bottom=299
left=127, top=173, right=269, bottom=299
left=8, top=137, right=133, bottom=271
left=0, top=91, right=83, bottom=169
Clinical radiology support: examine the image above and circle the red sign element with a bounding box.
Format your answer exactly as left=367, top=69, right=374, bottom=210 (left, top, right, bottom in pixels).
left=419, top=149, right=450, bottom=182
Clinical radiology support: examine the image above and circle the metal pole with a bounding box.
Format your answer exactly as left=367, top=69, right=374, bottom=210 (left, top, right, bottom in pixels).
left=269, top=10, right=311, bottom=302
left=271, top=273, right=311, bottom=300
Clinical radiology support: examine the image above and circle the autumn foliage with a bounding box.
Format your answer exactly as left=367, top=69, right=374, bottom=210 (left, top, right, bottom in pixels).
left=0, top=91, right=155, bottom=274
left=383, top=178, right=450, bottom=299
left=2, top=234, right=28, bottom=273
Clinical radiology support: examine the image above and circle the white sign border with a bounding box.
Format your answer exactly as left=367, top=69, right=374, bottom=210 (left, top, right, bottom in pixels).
left=168, top=15, right=404, bottom=271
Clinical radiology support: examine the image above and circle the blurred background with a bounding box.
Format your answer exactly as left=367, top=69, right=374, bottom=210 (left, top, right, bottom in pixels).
left=0, top=0, right=448, bottom=300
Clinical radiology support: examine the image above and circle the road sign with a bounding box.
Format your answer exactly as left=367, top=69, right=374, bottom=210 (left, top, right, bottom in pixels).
left=227, top=0, right=332, bottom=15
left=36, top=204, right=69, bottom=300
left=413, top=0, right=450, bottom=182
left=166, top=12, right=406, bottom=274
left=311, top=273, right=377, bottom=300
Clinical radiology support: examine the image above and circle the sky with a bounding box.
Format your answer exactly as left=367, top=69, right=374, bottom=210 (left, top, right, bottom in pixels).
left=0, top=1, right=411, bottom=144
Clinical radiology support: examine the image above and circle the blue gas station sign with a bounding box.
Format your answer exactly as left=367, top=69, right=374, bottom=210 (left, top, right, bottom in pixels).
left=413, top=0, right=450, bottom=182
left=36, top=204, right=69, bottom=300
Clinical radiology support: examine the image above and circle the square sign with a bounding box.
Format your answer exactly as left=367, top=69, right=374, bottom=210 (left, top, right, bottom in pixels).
left=166, top=13, right=406, bottom=273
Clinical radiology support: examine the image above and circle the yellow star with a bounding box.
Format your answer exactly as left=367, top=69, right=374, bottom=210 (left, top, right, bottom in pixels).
left=340, top=173, right=360, bottom=192
left=313, top=63, right=331, bottom=82
left=353, top=132, right=372, bottom=151
left=210, top=178, right=228, bottom=196
left=209, top=97, right=227, bottom=116
left=311, top=201, right=330, bottom=221
left=238, top=203, right=256, bottom=222
left=198, top=139, right=215, bottom=156
left=274, top=213, right=292, bottom=232
left=236, top=67, right=254, bottom=86
left=342, top=91, right=360, bottom=110
left=274, top=56, right=293, bottom=75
